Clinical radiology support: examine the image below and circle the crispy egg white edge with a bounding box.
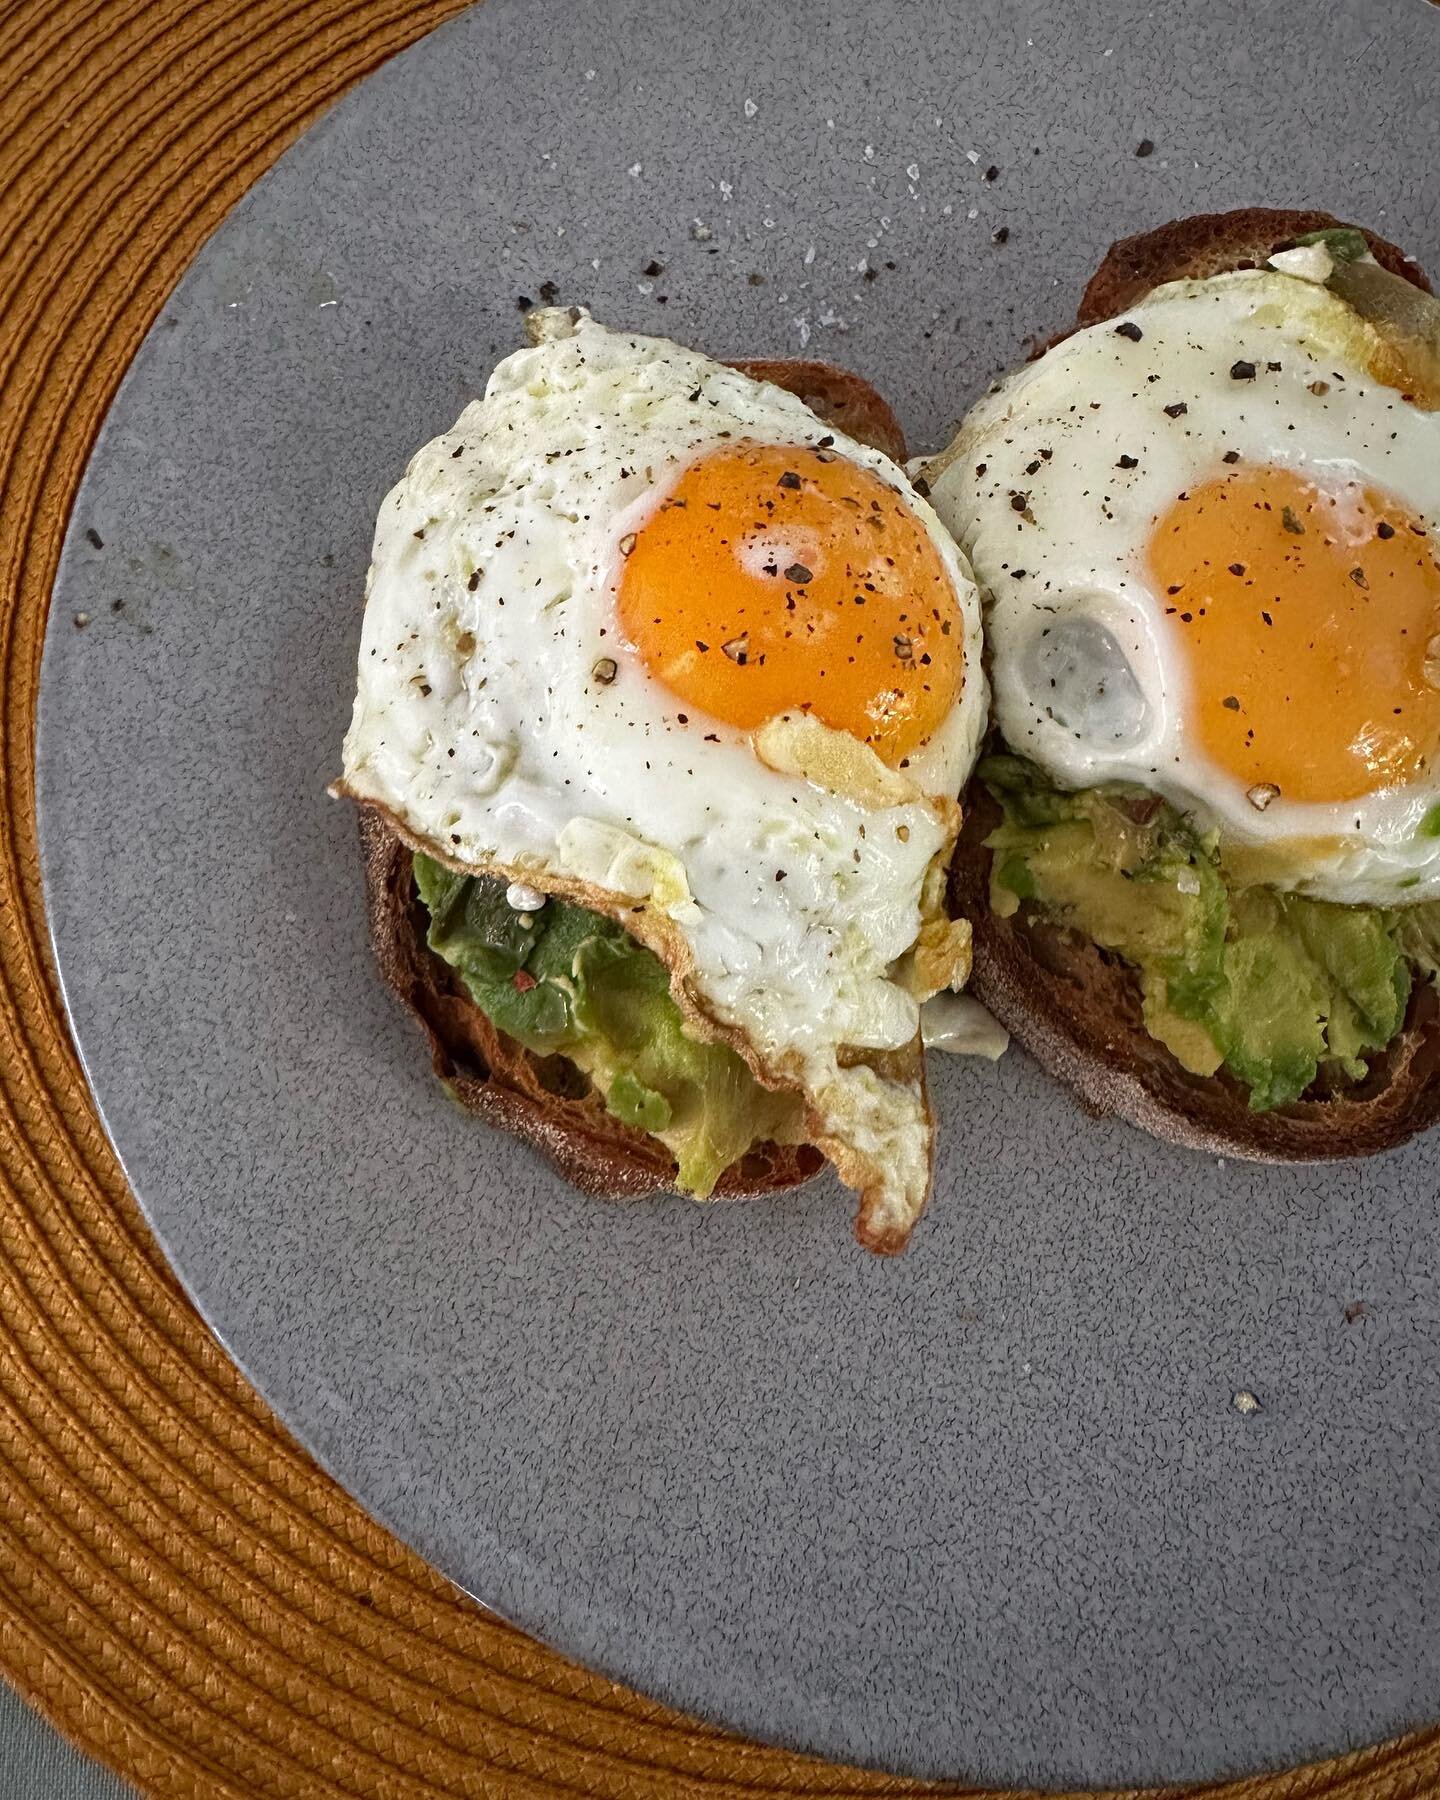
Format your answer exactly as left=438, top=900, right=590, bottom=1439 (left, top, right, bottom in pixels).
left=924, top=271, right=1440, bottom=904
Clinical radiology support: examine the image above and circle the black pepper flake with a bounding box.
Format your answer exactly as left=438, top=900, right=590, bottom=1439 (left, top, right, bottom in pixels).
left=1350, top=566, right=1369, bottom=589
left=1010, top=491, right=1030, bottom=512
left=695, top=639, right=709, bottom=652
left=1228, top=562, right=1246, bottom=577
left=466, top=570, right=481, bottom=591
left=1230, top=360, right=1257, bottom=380
left=1377, top=520, right=1396, bottom=539
left=1163, top=402, right=1188, bottom=418
left=515, top=295, right=533, bottom=312
left=983, top=164, right=999, bottom=181
left=784, top=562, right=813, bottom=584
left=1223, top=449, right=1241, bottom=464
left=643, top=259, right=664, bottom=277
left=1114, top=320, right=1144, bottom=342
left=1117, top=454, right=1139, bottom=470
left=84, top=527, right=104, bottom=549
left=774, top=869, right=788, bottom=882
left=1134, top=138, right=1155, bottom=157
left=992, top=226, right=1009, bottom=244
left=975, top=462, right=987, bottom=477
left=777, top=470, right=802, bottom=491
left=1222, top=695, right=1241, bottom=711
left=1266, top=360, right=1282, bottom=373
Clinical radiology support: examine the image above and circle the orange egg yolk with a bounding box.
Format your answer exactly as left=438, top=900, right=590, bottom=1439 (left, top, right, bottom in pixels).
left=616, top=441, right=964, bottom=766
left=1147, top=467, right=1440, bottom=805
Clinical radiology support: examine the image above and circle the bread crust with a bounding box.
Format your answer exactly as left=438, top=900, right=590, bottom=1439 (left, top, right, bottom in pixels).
left=353, top=353, right=908, bottom=1206
left=954, top=208, right=1440, bottom=1161
left=1075, top=207, right=1431, bottom=327
left=730, top=357, right=908, bottom=464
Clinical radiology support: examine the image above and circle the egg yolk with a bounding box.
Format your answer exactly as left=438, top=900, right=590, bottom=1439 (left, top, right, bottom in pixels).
left=616, top=441, right=964, bottom=765
left=1148, top=466, right=1440, bottom=805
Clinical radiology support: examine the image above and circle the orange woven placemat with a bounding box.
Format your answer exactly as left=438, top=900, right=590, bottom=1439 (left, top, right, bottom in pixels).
left=1, top=3, right=1438, bottom=1795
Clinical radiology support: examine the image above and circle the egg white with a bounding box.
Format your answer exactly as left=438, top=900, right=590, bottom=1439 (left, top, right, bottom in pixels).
left=341, top=311, right=986, bottom=1241
left=924, top=269, right=1440, bottom=904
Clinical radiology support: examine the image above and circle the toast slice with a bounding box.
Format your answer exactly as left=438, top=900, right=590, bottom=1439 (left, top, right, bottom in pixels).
left=1074, top=207, right=1431, bottom=328
left=360, top=354, right=910, bottom=1204
left=951, top=208, right=1440, bottom=1161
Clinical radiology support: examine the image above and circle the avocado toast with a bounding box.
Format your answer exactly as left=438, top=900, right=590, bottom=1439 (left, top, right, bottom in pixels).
left=935, top=209, right=1440, bottom=1159
left=348, top=340, right=984, bottom=1250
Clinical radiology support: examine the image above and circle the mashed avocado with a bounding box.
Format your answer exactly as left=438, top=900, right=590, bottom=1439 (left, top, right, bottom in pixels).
left=982, top=755, right=1435, bottom=1110
left=412, top=854, right=802, bottom=1194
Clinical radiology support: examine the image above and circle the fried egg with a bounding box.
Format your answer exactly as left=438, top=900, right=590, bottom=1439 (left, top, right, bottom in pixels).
left=923, top=265, right=1440, bottom=904
left=340, top=311, right=985, bottom=1249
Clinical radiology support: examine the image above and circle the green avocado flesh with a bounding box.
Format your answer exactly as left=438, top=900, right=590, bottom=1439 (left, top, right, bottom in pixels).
left=412, top=854, right=802, bottom=1195
left=981, top=755, right=1440, bottom=1111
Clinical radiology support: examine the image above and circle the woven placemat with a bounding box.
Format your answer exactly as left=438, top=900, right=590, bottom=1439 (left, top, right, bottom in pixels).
left=2, top=3, right=1439, bottom=1795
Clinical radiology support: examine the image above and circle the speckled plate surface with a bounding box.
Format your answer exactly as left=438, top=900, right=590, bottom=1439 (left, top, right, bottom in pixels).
left=36, top=0, right=1440, bottom=1786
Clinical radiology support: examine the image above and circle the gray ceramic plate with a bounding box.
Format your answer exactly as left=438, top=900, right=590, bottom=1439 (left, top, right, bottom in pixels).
left=37, top=0, right=1440, bottom=1786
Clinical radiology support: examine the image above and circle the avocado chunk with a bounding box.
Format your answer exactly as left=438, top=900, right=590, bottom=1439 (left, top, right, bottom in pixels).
left=412, top=854, right=802, bottom=1195
left=1288, top=227, right=1440, bottom=408
left=982, top=755, right=1421, bottom=1110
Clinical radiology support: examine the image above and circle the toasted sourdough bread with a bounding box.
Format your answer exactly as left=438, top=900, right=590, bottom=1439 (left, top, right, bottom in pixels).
left=359, top=354, right=909, bottom=1202
left=951, top=208, right=1440, bottom=1161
